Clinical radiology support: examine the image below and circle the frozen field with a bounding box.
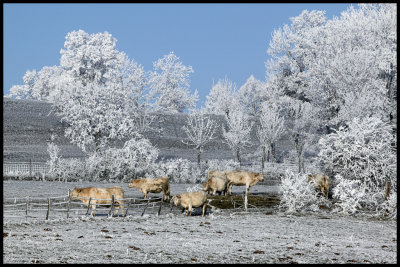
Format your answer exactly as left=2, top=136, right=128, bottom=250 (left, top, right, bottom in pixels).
left=2, top=180, right=397, bottom=264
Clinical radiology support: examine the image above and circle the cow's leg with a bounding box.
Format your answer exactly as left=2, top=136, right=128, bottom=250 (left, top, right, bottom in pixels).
left=246, top=183, right=250, bottom=196
left=143, top=191, right=147, bottom=199
left=188, top=204, right=192, bottom=216
left=91, top=203, right=96, bottom=216
left=227, top=182, right=232, bottom=195
left=202, top=203, right=207, bottom=217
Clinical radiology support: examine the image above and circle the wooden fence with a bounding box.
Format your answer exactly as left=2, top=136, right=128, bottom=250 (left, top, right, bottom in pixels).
left=3, top=161, right=49, bottom=177
left=3, top=192, right=167, bottom=221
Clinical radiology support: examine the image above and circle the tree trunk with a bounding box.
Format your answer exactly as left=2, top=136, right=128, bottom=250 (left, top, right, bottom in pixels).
left=236, top=148, right=241, bottom=166
left=294, top=134, right=303, bottom=173
left=261, top=146, right=266, bottom=173
left=271, top=142, right=276, bottom=162
left=197, top=148, right=201, bottom=168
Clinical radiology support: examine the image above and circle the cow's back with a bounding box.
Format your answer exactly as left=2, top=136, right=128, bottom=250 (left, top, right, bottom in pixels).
left=190, top=191, right=207, bottom=207
left=226, top=171, right=247, bottom=185
left=180, top=191, right=207, bottom=207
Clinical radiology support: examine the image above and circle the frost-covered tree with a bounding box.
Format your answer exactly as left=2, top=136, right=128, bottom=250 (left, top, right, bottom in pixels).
left=256, top=102, right=285, bottom=170
left=267, top=9, right=326, bottom=102
left=46, top=140, right=61, bottom=175
left=60, top=29, right=125, bottom=86
left=9, top=66, right=64, bottom=101
left=182, top=110, right=217, bottom=167
left=286, top=99, right=320, bottom=173
left=238, top=75, right=264, bottom=117
left=279, top=170, right=330, bottom=214
left=222, top=106, right=253, bottom=165
left=148, top=52, right=198, bottom=113
left=318, top=116, right=397, bottom=191
left=204, top=77, right=237, bottom=118
left=266, top=4, right=397, bottom=130
left=53, top=81, right=143, bottom=153
left=309, top=4, right=397, bottom=127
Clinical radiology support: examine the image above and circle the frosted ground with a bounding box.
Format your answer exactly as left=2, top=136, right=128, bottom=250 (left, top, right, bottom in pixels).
left=3, top=181, right=397, bottom=264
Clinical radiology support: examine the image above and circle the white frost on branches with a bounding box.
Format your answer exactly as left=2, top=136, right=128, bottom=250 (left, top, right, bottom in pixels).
left=222, top=106, right=253, bottom=165
left=60, top=30, right=125, bottom=86
left=279, top=170, right=329, bottom=214
left=204, top=77, right=237, bottom=118
left=238, top=75, right=264, bottom=117
left=148, top=52, right=198, bottom=113
left=318, top=116, right=396, bottom=190
left=182, top=110, right=217, bottom=166
left=256, top=102, right=285, bottom=164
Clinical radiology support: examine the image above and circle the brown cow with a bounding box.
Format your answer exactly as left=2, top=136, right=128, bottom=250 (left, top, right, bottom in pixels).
left=172, top=191, right=208, bottom=216
left=70, top=186, right=125, bottom=216
left=225, top=170, right=264, bottom=195
left=128, top=176, right=170, bottom=202
left=202, top=175, right=227, bottom=196
left=308, top=174, right=330, bottom=199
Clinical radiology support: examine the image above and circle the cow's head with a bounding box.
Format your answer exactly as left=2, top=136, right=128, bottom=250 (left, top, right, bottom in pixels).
left=172, top=195, right=181, bottom=206
left=128, top=179, right=139, bottom=188
left=307, top=174, right=314, bottom=183
left=256, top=173, right=264, bottom=182
left=69, top=187, right=82, bottom=199
left=202, top=182, right=208, bottom=192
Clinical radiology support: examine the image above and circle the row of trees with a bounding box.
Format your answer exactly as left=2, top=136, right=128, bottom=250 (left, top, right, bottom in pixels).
left=9, top=5, right=396, bottom=192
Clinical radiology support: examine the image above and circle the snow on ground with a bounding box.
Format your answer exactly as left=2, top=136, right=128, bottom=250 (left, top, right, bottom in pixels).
left=3, top=180, right=397, bottom=264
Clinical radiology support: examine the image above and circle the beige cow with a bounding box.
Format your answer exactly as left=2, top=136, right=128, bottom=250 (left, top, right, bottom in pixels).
left=70, top=186, right=125, bottom=216
left=225, top=170, right=264, bottom=195
left=172, top=191, right=208, bottom=216
left=128, top=176, right=170, bottom=202
left=203, top=170, right=227, bottom=196
left=307, top=173, right=330, bottom=199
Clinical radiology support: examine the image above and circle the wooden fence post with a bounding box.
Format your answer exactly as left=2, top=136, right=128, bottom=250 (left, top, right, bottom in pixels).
left=86, top=197, right=92, bottom=216
left=384, top=181, right=391, bottom=201
left=67, top=189, right=71, bottom=219
left=141, top=198, right=150, bottom=216
left=25, top=197, right=29, bottom=220
left=124, top=199, right=132, bottom=217
left=109, top=195, right=115, bottom=217
left=157, top=200, right=162, bottom=216
left=46, top=198, right=50, bottom=220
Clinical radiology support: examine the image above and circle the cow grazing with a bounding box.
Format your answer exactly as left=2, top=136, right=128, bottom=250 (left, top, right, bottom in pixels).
left=308, top=174, right=330, bottom=199
left=69, top=186, right=125, bottom=216
left=225, top=170, right=264, bottom=196
left=128, top=176, right=170, bottom=202
left=203, top=175, right=227, bottom=196
left=172, top=191, right=208, bottom=216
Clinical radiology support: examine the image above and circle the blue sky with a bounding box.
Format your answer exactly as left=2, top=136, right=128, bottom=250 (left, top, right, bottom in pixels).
left=3, top=3, right=352, bottom=107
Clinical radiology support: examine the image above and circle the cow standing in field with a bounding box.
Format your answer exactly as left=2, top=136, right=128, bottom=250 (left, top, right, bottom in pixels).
left=307, top=174, right=330, bottom=199
left=225, top=170, right=264, bottom=196
left=128, top=176, right=170, bottom=202
left=203, top=170, right=228, bottom=196
left=172, top=191, right=208, bottom=216
left=69, top=186, right=125, bottom=216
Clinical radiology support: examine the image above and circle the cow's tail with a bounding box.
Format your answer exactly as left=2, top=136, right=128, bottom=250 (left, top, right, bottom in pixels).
left=165, top=178, right=171, bottom=202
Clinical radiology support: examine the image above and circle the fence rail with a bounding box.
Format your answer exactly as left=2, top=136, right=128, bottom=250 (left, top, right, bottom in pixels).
left=3, top=191, right=166, bottom=221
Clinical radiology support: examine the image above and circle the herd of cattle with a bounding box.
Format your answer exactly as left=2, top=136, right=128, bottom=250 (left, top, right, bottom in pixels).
left=70, top=170, right=330, bottom=217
